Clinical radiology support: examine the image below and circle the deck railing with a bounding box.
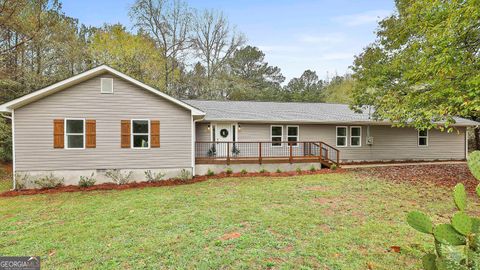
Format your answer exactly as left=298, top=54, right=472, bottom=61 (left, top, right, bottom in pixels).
left=195, top=141, right=339, bottom=167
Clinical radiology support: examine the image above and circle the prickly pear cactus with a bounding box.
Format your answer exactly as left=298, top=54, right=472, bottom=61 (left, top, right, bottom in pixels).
left=468, top=151, right=480, bottom=181
left=406, top=151, right=480, bottom=270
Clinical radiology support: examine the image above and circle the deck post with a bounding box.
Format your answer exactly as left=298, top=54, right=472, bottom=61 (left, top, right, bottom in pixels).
left=319, top=142, right=323, bottom=163
left=259, top=142, right=262, bottom=164
left=336, top=150, right=340, bottom=166
left=227, top=142, right=230, bottom=165
left=289, top=143, right=293, bottom=163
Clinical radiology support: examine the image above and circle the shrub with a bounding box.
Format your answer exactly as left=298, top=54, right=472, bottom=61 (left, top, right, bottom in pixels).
left=406, top=150, right=480, bottom=269
left=0, top=118, right=12, bottom=162
left=276, top=168, right=282, bottom=173
left=240, top=169, right=247, bottom=175
left=259, top=168, right=268, bottom=173
left=225, top=168, right=233, bottom=175
left=296, top=167, right=302, bottom=174
left=14, top=172, right=30, bottom=190
left=330, top=164, right=337, bottom=170
left=105, top=169, right=133, bottom=185
left=309, top=165, right=316, bottom=172
left=207, top=169, right=215, bottom=176
left=34, top=173, right=64, bottom=189
left=178, top=169, right=191, bottom=181
left=79, top=173, right=96, bottom=187
left=144, top=170, right=165, bottom=182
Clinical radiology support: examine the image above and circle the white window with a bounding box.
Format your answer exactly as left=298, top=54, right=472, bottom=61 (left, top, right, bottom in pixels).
left=418, top=130, right=428, bottom=146
left=350, top=126, right=362, bottom=147
left=271, top=125, right=283, bottom=146
left=101, top=78, right=113, bottom=94
left=336, top=126, right=347, bottom=147
left=131, top=120, right=150, bottom=148
left=287, top=126, right=299, bottom=146
left=65, top=119, right=85, bottom=149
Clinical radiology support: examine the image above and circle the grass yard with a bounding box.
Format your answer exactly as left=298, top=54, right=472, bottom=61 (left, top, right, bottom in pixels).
left=0, top=165, right=478, bottom=269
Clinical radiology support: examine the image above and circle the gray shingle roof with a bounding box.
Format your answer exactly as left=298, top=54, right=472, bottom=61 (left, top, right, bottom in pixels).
left=183, top=100, right=479, bottom=126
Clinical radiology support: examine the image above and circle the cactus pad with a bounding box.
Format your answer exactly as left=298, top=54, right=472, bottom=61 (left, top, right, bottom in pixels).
left=407, top=211, right=433, bottom=234
left=422, top=254, right=437, bottom=270
left=451, top=211, right=472, bottom=236
left=433, top=224, right=466, bottom=246
left=468, top=151, right=480, bottom=181
left=453, top=183, right=467, bottom=211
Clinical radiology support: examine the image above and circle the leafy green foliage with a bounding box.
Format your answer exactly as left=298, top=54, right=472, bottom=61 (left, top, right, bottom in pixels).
left=240, top=169, right=248, bottom=175
left=351, top=0, right=480, bottom=130
left=144, top=170, right=166, bottom=182
left=177, top=169, right=191, bottom=181
left=407, top=151, right=480, bottom=269
left=34, top=173, right=64, bottom=189
left=207, top=169, right=215, bottom=176
left=79, top=173, right=96, bottom=188
left=225, top=168, right=233, bottom=175
left=0, top=118, right=12, bottom=162
left=105, top=169, right=133, bottom=185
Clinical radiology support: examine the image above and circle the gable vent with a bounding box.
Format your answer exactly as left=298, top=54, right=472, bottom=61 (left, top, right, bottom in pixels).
left=101, top=78, right=113, bottom=94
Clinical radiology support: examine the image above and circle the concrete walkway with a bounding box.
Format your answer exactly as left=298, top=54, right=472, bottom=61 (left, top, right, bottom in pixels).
left=341, top=160, right=466, bottom=169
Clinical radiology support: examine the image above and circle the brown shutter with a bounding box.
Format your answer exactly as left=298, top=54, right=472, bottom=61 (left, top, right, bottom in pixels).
left=86, top=120, right=96, bottom=148
left=121, top=120, right=130, bottom=148
left=53, top=119, right=64, bottom=148
left=151, top=120, right=160, bottom=148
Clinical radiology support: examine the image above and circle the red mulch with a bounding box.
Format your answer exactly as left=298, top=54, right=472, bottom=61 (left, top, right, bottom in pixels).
left=2, top=163, right=12, bottom=174
left=0, top=168, right=345, bottom=197
left=350, top=164, right=479, bottom=194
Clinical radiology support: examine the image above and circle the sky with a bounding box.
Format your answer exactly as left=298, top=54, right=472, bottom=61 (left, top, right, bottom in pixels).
left=62, top=0, right=395, bottom=81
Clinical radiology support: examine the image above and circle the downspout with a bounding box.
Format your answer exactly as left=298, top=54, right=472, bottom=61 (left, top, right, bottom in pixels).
left=192, top=116, right=204, bottom=177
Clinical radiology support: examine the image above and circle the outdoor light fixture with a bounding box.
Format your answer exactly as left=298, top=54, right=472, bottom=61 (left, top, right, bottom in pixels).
left=207, top=124, right=211, bottom=130
left=238, top=124, right=241, bottom=130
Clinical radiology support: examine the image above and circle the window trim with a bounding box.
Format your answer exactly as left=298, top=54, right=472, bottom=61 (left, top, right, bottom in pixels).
left=350, top=126, right=362, bottom=147
left=64, top=118, right=85, bottom=150
left=418, top=129, right=428, bottom=147
left=286, top=125, right=299, bottom=147
left=100, top=78, right=114, bottom=94
left=270, top=125, right=283, bottom=147
left=336, top=126, right=348, bottom=148
left=131, top=119, right=150, bottom=149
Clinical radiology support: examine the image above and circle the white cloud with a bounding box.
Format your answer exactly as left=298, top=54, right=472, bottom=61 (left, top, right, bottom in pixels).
left=333, top=10, right=391, bottom=26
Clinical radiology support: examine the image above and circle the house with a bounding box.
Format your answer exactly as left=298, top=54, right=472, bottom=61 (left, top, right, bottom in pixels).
left=0, top=65, right=477, bottom=188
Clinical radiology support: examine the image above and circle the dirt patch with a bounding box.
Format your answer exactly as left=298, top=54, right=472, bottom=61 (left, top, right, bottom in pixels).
left=220, top=232, right=241, bottom=241
left=350, top=164, right=478, bottom=194
left=305, top=186, right=329, bottom=191
left=0, top=168, right=346, bottom=197
left=2, top=163, right=12, bottom=174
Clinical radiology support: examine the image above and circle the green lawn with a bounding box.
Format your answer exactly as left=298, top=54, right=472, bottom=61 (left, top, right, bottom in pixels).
left=0, top=170, right=475, bottom=269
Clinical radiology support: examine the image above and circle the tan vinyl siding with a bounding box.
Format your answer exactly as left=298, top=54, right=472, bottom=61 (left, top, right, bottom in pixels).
left=196, top=123, right=211, bottom=141
left=14, top=73, right=192, bottom=171
left=196, top=122, right=466, bottom=161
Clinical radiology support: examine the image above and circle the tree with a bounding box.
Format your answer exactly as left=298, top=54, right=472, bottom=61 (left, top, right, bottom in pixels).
left=229, top=46, right=284, bottom=86
left=89, top=24, right=168, bottom=92
left=285, top=70, right=324, bottom=102
left=191, top=9, right=245, bottom=79
left=130, top=0, right=191, bottom=91
left=323, top=74, right=354, bottom=104
left=351, top=0, right=480, bottom=138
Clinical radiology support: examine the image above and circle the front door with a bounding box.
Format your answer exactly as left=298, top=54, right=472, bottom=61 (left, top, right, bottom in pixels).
left=215, top=123, right=233, bottom=157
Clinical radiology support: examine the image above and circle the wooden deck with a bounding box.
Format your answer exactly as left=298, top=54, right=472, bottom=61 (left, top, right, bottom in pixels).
left=195, top=141, right=339, bottom=168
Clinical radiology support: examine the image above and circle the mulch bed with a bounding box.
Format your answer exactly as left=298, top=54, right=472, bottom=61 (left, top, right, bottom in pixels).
left=0, top=168, right=346, bottom=197
left=350, top=164, right=479, bottom=194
